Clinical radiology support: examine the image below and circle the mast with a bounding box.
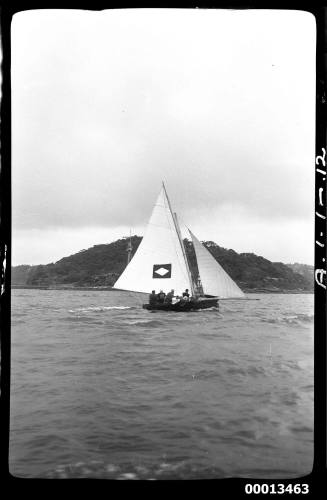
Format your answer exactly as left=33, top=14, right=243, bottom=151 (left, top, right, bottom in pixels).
left=162, top=182, right=195, bottom=295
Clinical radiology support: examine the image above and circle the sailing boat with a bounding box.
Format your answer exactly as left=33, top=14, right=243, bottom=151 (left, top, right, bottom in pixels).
left=113, top=183, right=244, bottom=311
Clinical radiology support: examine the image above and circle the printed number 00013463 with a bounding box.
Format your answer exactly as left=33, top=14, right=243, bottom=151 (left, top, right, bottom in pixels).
left=245, top=484, right=309, bottom=495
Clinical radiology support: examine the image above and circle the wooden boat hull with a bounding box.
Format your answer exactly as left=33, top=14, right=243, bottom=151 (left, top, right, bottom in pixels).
left=142, top=297, right=218, bottom=312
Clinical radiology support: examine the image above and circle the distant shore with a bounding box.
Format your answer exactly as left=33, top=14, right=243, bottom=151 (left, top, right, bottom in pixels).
left=11, top=285, right=313, bottom=294
left=11, top=285, right=115, bottom=291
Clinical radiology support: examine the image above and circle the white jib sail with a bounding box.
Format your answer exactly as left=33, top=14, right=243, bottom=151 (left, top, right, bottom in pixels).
left=189, top=230, right=245, bottom=298
left=113, top=186, right=192, bottom=294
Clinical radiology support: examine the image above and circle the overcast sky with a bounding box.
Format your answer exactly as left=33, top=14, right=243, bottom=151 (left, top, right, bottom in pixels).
left=11, top=9, right=316, bottom=266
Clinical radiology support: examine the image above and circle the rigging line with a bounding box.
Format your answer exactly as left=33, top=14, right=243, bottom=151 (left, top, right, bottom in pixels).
left=177, top=219, right=199, bottom=274
left=163, top=193, right=189, bottom=284
left=174, top=212, right=195, bottom=290
left=154, top=193, right=177, bottom=257
left=162, top=184, right=194, bottom=292
left=161, top=213, right=187, bottom=289
left=162, top=186, right=192, bottom=288
left=179, top=220, right=200, bottom=289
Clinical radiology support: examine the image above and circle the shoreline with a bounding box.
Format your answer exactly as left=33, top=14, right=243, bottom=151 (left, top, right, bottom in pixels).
left=11, top=285, right=314, bottom=294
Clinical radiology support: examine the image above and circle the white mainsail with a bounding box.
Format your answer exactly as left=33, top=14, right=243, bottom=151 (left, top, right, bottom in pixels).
left=113, top=185, right=192, bottom=294
left=189, top=229, right=244, bottom=298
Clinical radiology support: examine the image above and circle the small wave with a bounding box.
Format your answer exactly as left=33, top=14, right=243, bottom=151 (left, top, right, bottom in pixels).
left=295, top=313, right=314, bottom=322
left=190, top=369, right=222, bottom=380
left=278, top=391, right=301, bottom=406
left=12, top=311, right=28, bottom=318
left=226, top=365, right=266, bottom=377
left=233, top=467, right=301, bottom=478
left=262, top=313, right=314, bottom=326
left=126, top=319, right=163, bottom=328
left=290, top=424, right=312, bottom=433
left=234, top=429, right=260, bottom=440
left=219, top=433, right=275, bottom=449
left=247, top=365, right=266, bottom=376
left=11, top=319, right=26, bottom=326
left=59, top=316, right=104, bottom=324
left=206, top=357, right=237, bottom=367
left=271, top=359, right=301, bottom=373
left=226, top=365, right=267, bottom=378
left=68, top=306, right=132, bottom=313
left=45, top=459, right=224, bottom=479
left=301, top=384, right=314, bottom=392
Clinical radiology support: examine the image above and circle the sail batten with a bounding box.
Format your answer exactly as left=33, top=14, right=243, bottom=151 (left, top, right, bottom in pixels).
left=189, top=230, right=244, bottom=298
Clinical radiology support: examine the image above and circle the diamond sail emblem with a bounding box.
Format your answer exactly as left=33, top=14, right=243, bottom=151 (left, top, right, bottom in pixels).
left=153, top=264, right=172, bottom=278
left=156, top=267, right=169, bottom=276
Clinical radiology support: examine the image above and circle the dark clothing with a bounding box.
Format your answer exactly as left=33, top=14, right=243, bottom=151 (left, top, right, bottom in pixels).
left=157, top=292, right=166, bottom=303
left=165, top=292, right=174, bottom=304
left=182, top=291, right=190, bottom=297
left=149, top=293, right=157, bottom=305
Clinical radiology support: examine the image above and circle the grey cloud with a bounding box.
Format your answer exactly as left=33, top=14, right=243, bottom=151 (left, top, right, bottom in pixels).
left=12, top=9, right=315, bottom=232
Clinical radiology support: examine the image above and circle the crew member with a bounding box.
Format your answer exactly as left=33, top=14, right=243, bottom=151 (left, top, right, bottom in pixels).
left=165, top=289, right=174, bottom=304
left=157, top=290, right=166, bottom=303
left=149, top=290, right=157, bottom=305
left=182, top=289, right=190, bottom=300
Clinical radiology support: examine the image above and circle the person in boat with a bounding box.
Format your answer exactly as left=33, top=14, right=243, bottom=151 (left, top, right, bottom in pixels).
left=157, top=290, right=166, bottom=303
left=149, top=290, right=157, bottom=305
left=182, top=289, right=190, bottom=301
left=164, top=289, right=174, bottom=304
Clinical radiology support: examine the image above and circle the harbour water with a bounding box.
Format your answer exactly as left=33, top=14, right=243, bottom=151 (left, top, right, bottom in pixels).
left=9, top=289, right=314, bottom=479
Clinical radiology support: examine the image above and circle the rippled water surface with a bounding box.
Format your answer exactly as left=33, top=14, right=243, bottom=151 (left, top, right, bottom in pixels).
left=10, top=290, right=313, bottom=479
